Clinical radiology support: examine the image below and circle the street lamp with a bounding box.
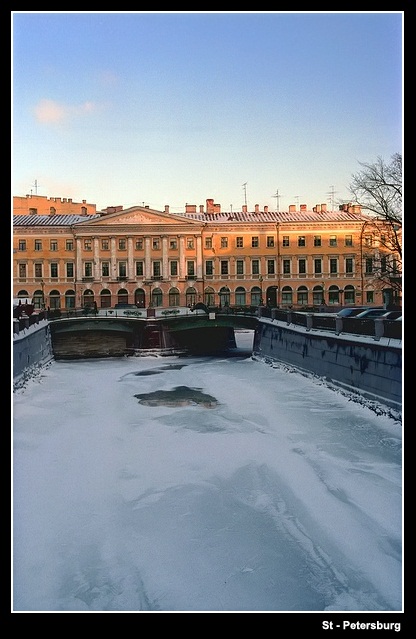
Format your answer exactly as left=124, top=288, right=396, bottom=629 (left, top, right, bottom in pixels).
left=40, top=279, right=45, bottom=309
left=259, top=275, right=264, bottom=306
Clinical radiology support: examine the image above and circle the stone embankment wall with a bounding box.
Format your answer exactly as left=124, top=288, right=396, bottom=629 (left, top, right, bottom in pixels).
left=13, top=319, right=54, bottom=384
left=253, top=318, right=402, bottom=410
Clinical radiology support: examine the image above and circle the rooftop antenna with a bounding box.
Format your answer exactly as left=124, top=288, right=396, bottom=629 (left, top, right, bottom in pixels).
left=272, top=189, right=283, bottom=213
left=242, top=182, right=248, bottom=208
left=327, top=185, right=338, bottom=212
left=30, top=179, right=41, bottom=196
left=293, top=195, right=300, bottom=209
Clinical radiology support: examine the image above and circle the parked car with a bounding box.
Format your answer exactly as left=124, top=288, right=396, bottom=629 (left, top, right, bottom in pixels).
left=354, top=309, right=401, bottom=320
left=336, top=307, right=372, bottom=318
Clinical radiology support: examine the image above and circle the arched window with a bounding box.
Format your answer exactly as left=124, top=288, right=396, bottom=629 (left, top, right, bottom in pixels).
left=297, top=286, right=308, bottom=306
left=281, top=286, right=293, bottom=306
left=328, top=285, right=340, bottom=305
left=312, top=285, right=324, bottom=306
left=169, top=287, right=180, bottom=307
left=65, top=289, right=76, bottom=309
left=117, top=288, right=128, bottom=305
left=186, top=287, right=197, bottom=307
left=83, top=289, right=94, bottom=307
left=100, top=289, right=112, bottom=308
left=219, top=286, right=230, bottom=307
left=250, top=286, right=261, bottom=306
left=344, top=285, right=355, bottom=305
left=204, top=287, right=215, bottom=307
left=134, top=288, right=145, bottom=308
left=49, top=289, right=61, bottom=310
left=32, top=289, right=44, bottom=309
left=235, top=286, right=246, bottom=306
left=152, top=287, right=163, bottom=307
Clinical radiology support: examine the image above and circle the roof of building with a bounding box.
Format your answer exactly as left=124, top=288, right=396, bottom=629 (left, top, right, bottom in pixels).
left=181, top=210, right=366, bottom=223
left=13, top=214, right=101, bottom=226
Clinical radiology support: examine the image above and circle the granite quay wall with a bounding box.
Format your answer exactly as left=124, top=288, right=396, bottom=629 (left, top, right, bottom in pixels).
left=13, top=318, right=54, bottom=384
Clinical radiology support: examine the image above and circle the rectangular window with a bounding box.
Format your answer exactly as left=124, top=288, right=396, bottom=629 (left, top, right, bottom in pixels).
left=66, top=262, right=74, bottom=278
left=101, top=239, right=109, bottom=250
left=84, top=240, right=92, bottom=251
left=364, top=235, right=373, bottom=247
left=252, top=259, right=260, bottom=275
left=187, top=261, right=195, bottom=276
left=282, top=236, right=289, bottom=247
left=186, top=238, right=194, bottom=250
left=345, top=235, right=353, bottom=246
left=380, top=256, right=387, bottom=273
left=220, top=237, right=228, bottom=248
left=119, top=239, right=126, bottom=250
left=34, top=263, right=42, bottom=277
left=102, top=262, right=110, bottom=277
left=220, top=260, right=228, bottom=275
left=298, top=259, right=306, bottom=274
left=330, top=258, right=338, bottom=274
left=267, top=236, right=275, bottom=248
left=170, top=239, right=178, bottom=250
left=205, top=237, right=212, bottom=249
left=346, top=258, right=354, bottom=274
left=135, top=239, right=143, bottom=250
left=50, top=240, right=58, bottom=251
left=170, top=260, right=178, bottom=276
left=236, top=237, right=243, bottom=248
left=19, top=263, right=27, bottom=278
left=329, top=235, right=337, bottom=247
left=314, top=236, right=321, bottom=247
left=18, top=240, right=26, bottom=251
left=118, top=262, right=127, bottom=278
left=251, top=236, right=259, bottom=248
left=267, top=259, right=275, bottom=274
left=50, top=263, right=58, bottom=278
left=236, top=259, right=244, bottom=275
left=205, top=260, right=213, bottom=276
left=153, top=238, right=160, bottom=250
left=84, top=262, right=93, bottom=277
left=298, top=236, right=306, bottom=247
left=153, top=261, right=161, bottom=277
left=314, top=258, right=322, bottom=274
left=283, top=259, right=291, bottom=275
left=136, top=261, right=144, bottom=277
left=66, top=240, right=74, bottom=251
left=34, top=240, right=42, bottom=251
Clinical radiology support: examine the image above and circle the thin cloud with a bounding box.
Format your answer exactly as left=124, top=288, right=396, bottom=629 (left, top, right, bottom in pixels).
left=34, top=99, right=98, bottom=126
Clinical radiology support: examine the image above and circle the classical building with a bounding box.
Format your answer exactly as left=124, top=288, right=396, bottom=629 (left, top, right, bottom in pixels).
left=13, top=195, right=401, bottom=311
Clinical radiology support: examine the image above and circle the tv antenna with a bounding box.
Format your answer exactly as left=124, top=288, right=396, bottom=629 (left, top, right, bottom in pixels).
left=242, top=182, right=248, bottom=208
left=272, top=189, right=283, bottom=213
left=30, top=179, right=41, bottom=195
left=293, top=195, right=300, bottom=209
left=327, top=185, right=339, bottom=212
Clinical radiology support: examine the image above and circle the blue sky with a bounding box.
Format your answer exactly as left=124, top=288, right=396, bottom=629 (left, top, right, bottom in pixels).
left=12, top=11, right=403, bottom=213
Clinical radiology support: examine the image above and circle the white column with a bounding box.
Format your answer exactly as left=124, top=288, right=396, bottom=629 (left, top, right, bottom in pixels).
left=145, top=237, right=151, bottom=279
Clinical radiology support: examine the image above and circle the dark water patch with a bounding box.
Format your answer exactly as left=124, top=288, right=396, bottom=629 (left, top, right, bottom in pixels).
left=133, top=363, right=187, bottom=376
left=134, top=385, right=219, bottom=408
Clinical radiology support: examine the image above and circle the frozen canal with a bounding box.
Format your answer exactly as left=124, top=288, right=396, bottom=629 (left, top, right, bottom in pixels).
left=12, top=331, right=402, bottom=613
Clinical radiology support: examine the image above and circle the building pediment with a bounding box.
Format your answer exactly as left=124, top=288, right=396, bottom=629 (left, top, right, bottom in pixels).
left=76, top=206, right=201, bottom=227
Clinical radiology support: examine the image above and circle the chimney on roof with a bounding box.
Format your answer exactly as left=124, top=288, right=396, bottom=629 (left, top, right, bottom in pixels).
left=321, top=203, right=327, bottom=212
left=255, top=204, right=259, bottom=214
left=164, top=205, right=169, bottom=213
left=315, top=204, right=321, bottom=212
left=199, top=205, right=204, bottom=213
left=185, top=204, right=197, bottom=213
left=242, top=205, right=247, bottom=213
left=300, top=204, right=307, bottom=211
left=264, top=205, right=268, bottom=213
left=289, top=204, right=296, bottom=213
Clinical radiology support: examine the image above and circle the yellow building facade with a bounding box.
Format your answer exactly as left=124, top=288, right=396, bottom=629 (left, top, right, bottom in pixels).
left=13, top=195, right=401, bottom=311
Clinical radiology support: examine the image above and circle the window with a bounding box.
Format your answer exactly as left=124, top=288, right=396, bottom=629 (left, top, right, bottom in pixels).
left=236, top=260, right=244, bottom=275
left=267, top=236, right=275, bottom=248
left=251, top=236, right=259, bottom=248
left=314, top=259, right=322, bottom=274
left=282, top=236, right=289, bottom=247
left=330, top=258, right=338, bottom=274
left=329, top=235, right=337, bottom=247
left=50, top=263, right=58, bottom=278
left=186, top=238, right=194, bottom=250
left=235, top=287, right=246, bottom=306
left=66, top=240, right=74, bottom=251
left=187, top=261, right=195, bottom=277
left=35, top=263, right=42, bottom=278
left=170, top=239, right=178, bottom=250
left=283, top=259, right=291, bottom=275
left=50, top=240, right=58, bottom=251
left=345, top=235, right=353, bottom=246
left=84, top=240, right=92, bottom=251
left=380, top=256, right=387, bottom=273
left=267, top=260, right=275, bottom=274
left=297, top=287, right=308, bottom=305
left=153, top=261, right=161, bottom=278
left=220, top=237, right=228, bottom=248
left=298, top=236, right=306, bottom=247
left=365, top=291, right=374, bottom=304
left=119, top=239, right=126, bottom=250
left=118, top=262, right=127, bottom=278
left=205, top=260, right=213, bottom=276
left=135, top=239, right=143, bottom=250
left=170, top=260, right=178, bottom=276
left=281, top=287, right=293, bottom=305
left=314, top=236, right=321, bottom=247
left=252, top=259, right=260, bottom=275
left=346, top=258, right=354, bottom=274
left=298, top=259, right=306, bottom=274
left=18, top=240, right=26, bottom=251
left=221, top=260, right=229, bottom=275
left=136, top=261, right=144, bottom=277
left=63, top=263, right=72, bottom=279
left=84, top=262, right=93, bottom=277
left=34, top=240, right=42, bottom=251
left=152, top=238, right=160, bottom=250
left=364, top=234, right=373, bottom=247
left=205, top=237, right=212, bottom=249
left=19, top=263, right=26, bottom=278
left=236, top=237, right=243, bottom=248
left=169, top=288, right=180, bottom=307
left=29, top=208, right=37, bottom=215
left=102, top=239, right=109, bottom=250
left=102, top=262, right=110, bottom=277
